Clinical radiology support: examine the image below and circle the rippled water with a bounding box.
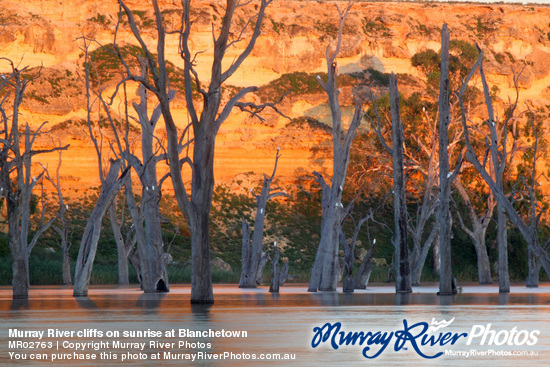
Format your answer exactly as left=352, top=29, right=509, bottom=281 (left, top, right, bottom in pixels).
left=1, top=284, right=549, bottom=366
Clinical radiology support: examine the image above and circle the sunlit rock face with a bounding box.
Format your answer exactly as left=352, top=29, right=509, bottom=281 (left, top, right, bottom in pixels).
left=1, top=0, right=550, bottom=196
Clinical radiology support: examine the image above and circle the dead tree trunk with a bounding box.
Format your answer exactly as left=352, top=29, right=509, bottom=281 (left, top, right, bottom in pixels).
left=388, top=74, right=412, bottom=293
left=411, top=224, right=439, bottom=286
left=308, top=2, right=364, bottom=292
left=453, top=178, right=495, bottom=284
left=279, top=260, right=289, bottom=286
left=48, top=143, right=73, bottom=285
left=0, top=64, right=67, bottom=299
left=269, top=244, right=280, bottom=293
left=369, top=73, right=414, bottom=292
left=459, top=46, right=550, bottom=288
left=119, top=0, right=277, bottom=303
left=354, top=242, right=376, bottom=289
left=438, top=25, right=456, bottom=295
left=122, top=60, right=173, bottom=293
left=73, top=160, right=128, bottom=296
left=109, top=199, right=129, bottom=285
left=340, top=207, right=374, bottom=292
left=407, top=114, right=440, bottom=286
left=240, top=151, right=288, bottom=288
left=526, top=247, right=539, bottom=287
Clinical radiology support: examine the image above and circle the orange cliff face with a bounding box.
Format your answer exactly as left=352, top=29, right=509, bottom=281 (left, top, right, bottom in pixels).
left=1, top=0, right=550, bottom=198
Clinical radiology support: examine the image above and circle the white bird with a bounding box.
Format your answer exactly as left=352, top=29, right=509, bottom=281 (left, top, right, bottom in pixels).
left=66, top=204, right=68, bottom=210
left=339, top=185, right=343, bottom=191
left=447, top=172, right=453, bottom=179
left=0, top=75, right=5, bottom=80
left=260, top=208, right=264, bottom=214
left=249, top=188, right=253, bottom=193
left=283, top=190, right=287, bottom=194
left=274, top=241, right=277, bottom=247
left=152, top=186, right=155, bottom=190
left=146, top=187, right=149, bottom=191
left=277, top=147, right=280, bottom=151
left=32, top=176, right=36, bottom=182
left=422, top=107, right=426, bottom=112
left=339, top=203, right=344, bottom=208
left=373, top=239, right=376, bottom=244
left=491, top=120, right=495, bottom=127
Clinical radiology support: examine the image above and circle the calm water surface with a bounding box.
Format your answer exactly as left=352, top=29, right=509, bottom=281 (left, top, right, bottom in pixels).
left=1, top=284, right=549, bottom=366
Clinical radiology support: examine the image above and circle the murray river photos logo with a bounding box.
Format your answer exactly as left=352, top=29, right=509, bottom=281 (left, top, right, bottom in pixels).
left=310, top=318, right=540, bottom=359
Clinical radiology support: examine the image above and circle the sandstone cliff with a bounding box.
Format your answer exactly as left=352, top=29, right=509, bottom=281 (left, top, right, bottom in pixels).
left=1, top=0, right=550, bottom=196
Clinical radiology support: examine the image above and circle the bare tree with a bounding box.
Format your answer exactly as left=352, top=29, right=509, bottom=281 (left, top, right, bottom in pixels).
left=408, top=149, right=439, bottom=286
left=122, top=58, right=175, bottom=292
left=516, top=112, right=549, bottom=287
left=118, top=0, right=280, bottom=303
left=453, top=173, right=495, bottom=284
left=240, top=150, right=288, bottom=288
left=438, top=24, right=456, bottom=295
left=108, top=195, right=130, bottom=285
left=72, top=40, right=129, bottom=296
left=459, top=47, right=550, bottom=289
left=307, top=2, right=364, bottom=292
left=47, top=141, right=73, bottom=285
left=368, top=73, right=412, bottom=293
left=339, top=206, right=376, bottom=292
left=0, top=60, right=68, bottom=299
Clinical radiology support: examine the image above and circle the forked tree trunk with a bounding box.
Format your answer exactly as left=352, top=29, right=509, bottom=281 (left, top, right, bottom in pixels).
left=354, top=242, right=376, bottom=289
left=308, top=3, right=363, bottom=292
left=453, top=179, right=493, bottom=285
left=120, top=0, right=275, bottom=303
left=128, top=68, right=171, bottom=292
left=1, top=67, right=66, bottom=299
left=411, top=227, right=438, bottom=286
left=240, top=152, right=287, bottom=288
left=73, top=160, right=127, bottom=296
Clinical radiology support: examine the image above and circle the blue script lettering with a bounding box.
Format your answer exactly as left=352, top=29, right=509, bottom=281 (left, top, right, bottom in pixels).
left=311, top=319, right=468, bottom=359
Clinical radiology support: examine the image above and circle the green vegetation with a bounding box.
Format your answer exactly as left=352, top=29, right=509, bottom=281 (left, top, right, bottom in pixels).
left=411, top=40, right=479, bottom=96
left=87, top=43, right=193, bottom=95
left=258, top=72, right=325, bottom=102
left=269, top=18, right=285, bottom=35
left=88, top=44, right=143, bottom=84
left=26, top=91, right=49, bottom=104
left=362, top=17, right=390, bottom=37
left=0, top=9, right=19, bottom=24
left=494, top=52, right=506, bottom=64
left=415, top=24, right=436, bottom=37
left=47, top=75, right=64, bottom=97
left=88, top=13, right=111, bottom=26
left=258, top=71, right=367, bottom=102
left=475, top=17, right=496, bottom=36
left=314, top=20, right=338, bottom=40
left=349, top=68, right=391, bottom=87
left=118, top=9, right=155, bottom=29
left=286, top=116, right=331, bottom=133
